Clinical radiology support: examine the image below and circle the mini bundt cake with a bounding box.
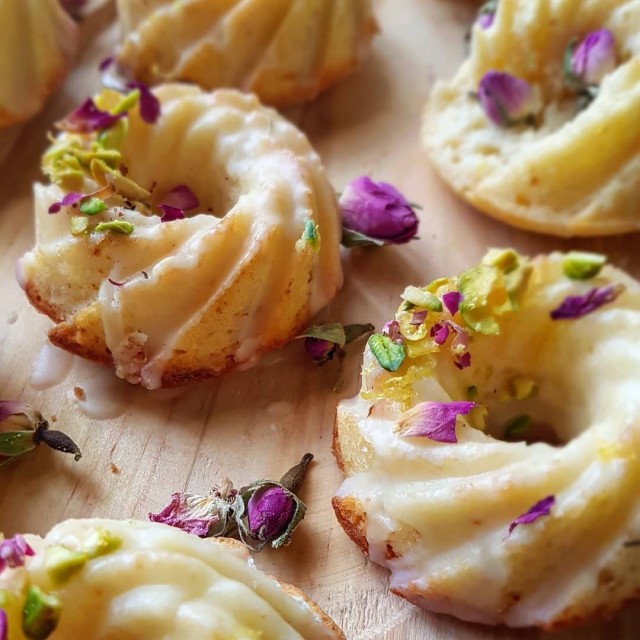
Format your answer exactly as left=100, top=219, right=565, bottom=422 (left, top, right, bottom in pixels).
left=424, top=0, right=640, bottom=236
left=0, top=0, right=78, bottom=128
left=114, top=0, right=378, bottom=107
left=333, top=249, right=640, bottom=628
left=0, top=518, right=344, bottom=639
left=20, top=84, right=343, bottom=389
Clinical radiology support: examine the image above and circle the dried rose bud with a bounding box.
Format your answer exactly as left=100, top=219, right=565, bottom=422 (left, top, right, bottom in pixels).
left=0, top=534, right=35, bottom=573
left=299, top=323, right=374, bottom=366
left=247, top=486, right=295, bottom=541
left=234, top=454, right=313, bottom=551
left=477, top=71, right=539, bottom=127
left=340, top=177, right=419, bottom=246
left=150, top=455, right=313, bottom=552
left=566, top=29, right=616, bottom=88
left=0, top=401, right=81, bottom=468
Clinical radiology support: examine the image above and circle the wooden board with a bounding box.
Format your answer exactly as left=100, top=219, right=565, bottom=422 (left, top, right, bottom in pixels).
left=1, top=1, right=639, bottom=638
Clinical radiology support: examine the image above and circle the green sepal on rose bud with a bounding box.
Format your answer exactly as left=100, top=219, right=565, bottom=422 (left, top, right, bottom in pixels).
left=0, top=402, right=81, bottom=468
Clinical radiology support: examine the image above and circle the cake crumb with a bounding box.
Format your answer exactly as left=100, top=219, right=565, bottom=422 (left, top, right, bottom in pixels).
left=110, top=463, right=120, bottom=474
left=73, top=386, right=86, bottom=401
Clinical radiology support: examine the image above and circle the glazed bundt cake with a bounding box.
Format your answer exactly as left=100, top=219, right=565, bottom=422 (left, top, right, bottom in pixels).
left=0, top=0, right=78, bottom=128
left=0, top=518, right=344, bottom=638
left=19, top=84, right=343, bottom=389
left=333, top=249, right=640, bottom=628
left=114, top=0, right=378, bottom=107
left=423, top=0, right=640, bottom=236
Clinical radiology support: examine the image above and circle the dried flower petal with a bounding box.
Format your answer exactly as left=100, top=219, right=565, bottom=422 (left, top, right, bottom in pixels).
left=159, top=185, right=199, bottom=212
left=569, top=30, right=616, bottom=86
left=442, top=291, right=462, bottom=315
left=158, top=205, right=185, bottom=223
left=48, top=192, right=84, bottom=215
left=411, top=310, right=428, bottom=326
left=550, top=284, right=623, bottom=320
left=340, top=176, right=419, bottom=245
left=57, top=98, right=125, bottom=134
left=477, top=71, right=538, bottom=127
left=99, top=56, right=114, bottom=72
left=395, top=401, right=477, bottom=443
left=430, top=323, right=450, bottom=345
left=148, top=483, right=236, bottom=538
left=0, top=534, right=35, bottom=574
left=126, top=82, right=161, bottom=124
left=382, top=320, right=403, bottom=344
left=507, top=495, right=555, bottom=537
left=454, top=352, right=472, bottom=370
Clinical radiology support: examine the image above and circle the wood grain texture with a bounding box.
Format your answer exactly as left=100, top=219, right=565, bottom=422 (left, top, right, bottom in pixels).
left=1, top=1, right=639, bottom=638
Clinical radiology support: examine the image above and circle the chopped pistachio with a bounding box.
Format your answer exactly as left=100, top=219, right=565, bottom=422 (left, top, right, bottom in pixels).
left=70, top=216, right=89, bottom=236
left=112, top=89, right=140, bottom=115
left=45, top=545, right=87, bottom=584
left=401, top=286, right=443, bottom=312
left=482, top=248, right=519, bottom=273
left=94, top=221, right=134, bottom=235
left=79, top=198, right=106, bottom=215
left=368, top=334, right=406, bottom=372
left=22, top=586, right=61, bottom=640
left=466, top=385, right=479, bottom=400
left=562, top=251, right=606, bottom=280
left=296, top=218, right=320, bottom=252
left=82, top=530, right=122, bottom=558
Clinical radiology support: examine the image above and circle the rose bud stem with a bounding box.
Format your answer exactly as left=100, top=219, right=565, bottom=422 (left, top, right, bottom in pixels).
left=279, top=453, right=314, bottom=493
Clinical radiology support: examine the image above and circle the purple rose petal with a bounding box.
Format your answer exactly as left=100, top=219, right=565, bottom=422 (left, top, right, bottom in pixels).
left=382, top=320, right=403, bottom=344
left=48, top=192, right=84, bottom=214
left=247, top=485, right=296, bottom=541
left=550, top=285, right=622, bottom=320
left=0, top=534, right=34, bottom=574
left=0, top=609, right=7, bottom=640
left=58, top=98, right=126, bottom=133
left=339, top=176, right=419, bottom=244
left=159, top=205, right=185, bottom=223
left=442, top=291, right=462, bottom=316
left=126, top=82, right=161, bottom=124
left=571, top=29, right=616, bottom=85
left=454, top=352, right=472, bottom=370
left=159, top=185, right=199, bottom=211
left=397, top=401, right=477, bottom=443
left=430, top=323, right=450, bottom=345
left=0, top=400, right=31, bottom=422
left=411, top=310, right=428, bottom=326
left=99, top=56, right=115, bottom=72
left=478, top=71, right=536, bottom=127
left=507, top=495, right=555, bottom=538
left=477, top=11, right=494, bottom=29
left=148, top=492, right=220, bottom=537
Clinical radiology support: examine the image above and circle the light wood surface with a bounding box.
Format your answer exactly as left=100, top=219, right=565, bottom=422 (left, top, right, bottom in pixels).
left=1, top=1, right=639, bottom=638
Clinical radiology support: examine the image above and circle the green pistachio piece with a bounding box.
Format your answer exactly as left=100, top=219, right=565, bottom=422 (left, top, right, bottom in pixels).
left=94, top=221, right=134, bottom=235
left=457, top=265, right=504, bottom=335
left=79, top=198, right=106, bottom=215
left=82, top=530, right=122, bottom=558
left=562, top=251, right=606, bottom=280
left=22, top=586, right=61, bottom=640
left=504, top=414, right=532, bottom=440
left=112, top=89, right=140, bottom=115
left=368, top=334, right=406, bottom=372
left=298, top=218, right=319, bottom=251
left=70, top=216, right=90, bottom=236
left=482, top=248, right=520, bottom=273
left=466, top=385, right=479, bottom=400
left=45, top=545, right=87, bottom=584
left=401, top=286, right=443, bottom=312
